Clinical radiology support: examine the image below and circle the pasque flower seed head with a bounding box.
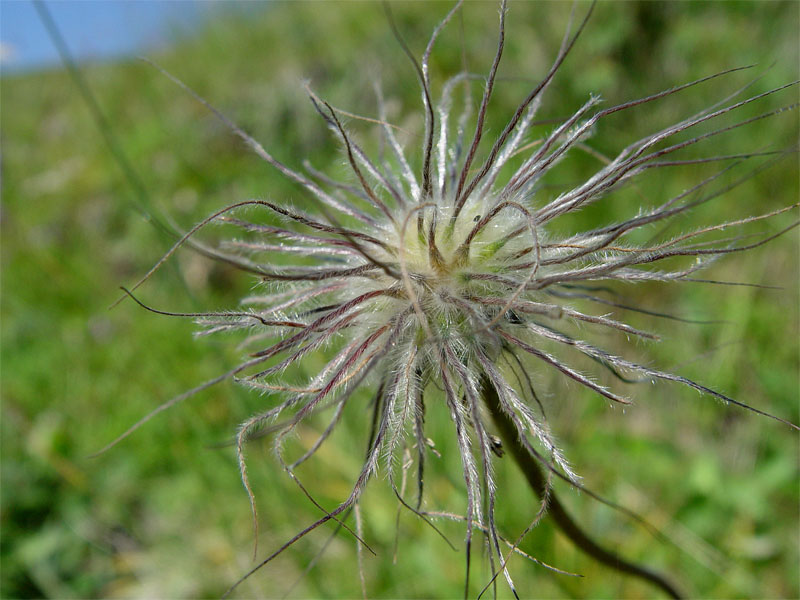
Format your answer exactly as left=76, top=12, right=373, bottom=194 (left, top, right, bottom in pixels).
left=106, top=1, right=799, bottom=596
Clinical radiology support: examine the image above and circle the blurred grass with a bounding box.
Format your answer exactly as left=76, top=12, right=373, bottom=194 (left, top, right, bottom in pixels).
left=1, top=2, right=798, bottom=598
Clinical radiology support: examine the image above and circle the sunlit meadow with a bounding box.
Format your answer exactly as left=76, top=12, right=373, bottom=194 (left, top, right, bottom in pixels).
left=2, top=2, right=798, bottom=598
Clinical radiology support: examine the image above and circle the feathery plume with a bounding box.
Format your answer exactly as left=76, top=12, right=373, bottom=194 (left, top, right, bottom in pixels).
left=109, top=2, right=798, bottom=597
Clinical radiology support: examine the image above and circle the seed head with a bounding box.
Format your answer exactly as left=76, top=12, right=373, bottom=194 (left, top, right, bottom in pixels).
left=110, top=1, right=798, bottom=596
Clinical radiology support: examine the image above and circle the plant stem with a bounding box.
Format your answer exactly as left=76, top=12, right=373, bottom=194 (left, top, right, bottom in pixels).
left=481, top=376, right=684, bottom=599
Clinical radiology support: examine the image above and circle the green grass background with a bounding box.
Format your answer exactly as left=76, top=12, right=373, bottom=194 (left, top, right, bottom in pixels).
left=2, top=2, right=798, bottom=598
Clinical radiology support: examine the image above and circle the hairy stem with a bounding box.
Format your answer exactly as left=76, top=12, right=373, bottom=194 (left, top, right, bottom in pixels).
left=481, top=376, right=683, bottom=599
